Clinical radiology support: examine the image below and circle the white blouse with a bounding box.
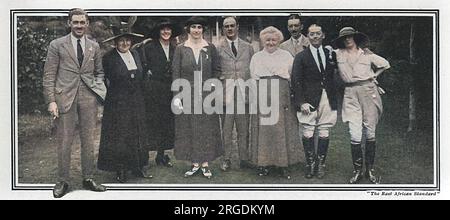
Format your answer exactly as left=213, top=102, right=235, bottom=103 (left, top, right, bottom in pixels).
left=250, top=48, right=293, bottom=80
left=117, top=50, right=138, bottom=71
left=336, top=48, right=390, bottom=83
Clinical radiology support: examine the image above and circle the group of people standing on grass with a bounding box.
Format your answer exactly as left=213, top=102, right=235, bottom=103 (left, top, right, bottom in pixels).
left=42, top=8, right=390, bottom=198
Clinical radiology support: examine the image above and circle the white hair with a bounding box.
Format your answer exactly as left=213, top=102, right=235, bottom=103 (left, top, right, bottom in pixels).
left=259, top=26, right=284, bottom=44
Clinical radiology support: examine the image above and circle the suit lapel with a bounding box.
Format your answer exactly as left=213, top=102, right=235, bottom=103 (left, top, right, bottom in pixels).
left=324, top=48, right=331, bottom=72
left=291, top=39, right=298, bottom=55
left=221, top=39, right=236, bottom=60
left=113, top=49, right=129, bottom=76
left=131, top=50, right=142, bottom=72
left=305, top=47, right=322, bottom=74
left=62, top=34, right=79, bottom=67
left=299, top=35, right=309, bottom=51
left=154, top=41, right=167, bottom=61
left=169, top=42, right=175, bottom=61
left=236, top=38, right=246, bottom=60
left=81, top=38, right=94, bottom=69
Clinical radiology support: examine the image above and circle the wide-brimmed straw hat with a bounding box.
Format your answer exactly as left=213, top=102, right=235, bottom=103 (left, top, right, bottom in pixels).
left=332, top=26, right=369, bottom=49
left=102, top=25, right=144, bottom=44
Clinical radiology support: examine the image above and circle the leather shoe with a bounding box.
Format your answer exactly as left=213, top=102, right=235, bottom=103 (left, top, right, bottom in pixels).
left=53, top=181, right=69, bottom=198
left=82, top=179, right=107, bottom=192
left=257, top=167, right=269, bottom=176
left=281, top=168, right=291, bottom=180
left=349, top=170, right=363, bottom=184
left=220, top=159, right=231, bottom=171
left=132, top=168, right=153, bottom=179
left=201, top=166, right=213, bottom=179
left=184, top=165, right=200, bottom=177
left=365, top=168, right=381, bottom=184
left=155, top=154, right=173, bottom=167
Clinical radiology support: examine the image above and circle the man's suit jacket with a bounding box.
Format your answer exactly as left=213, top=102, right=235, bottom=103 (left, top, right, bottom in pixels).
left=279, top=35, right=310, bottom=57
left=217, top=38, right=254, bottom=105
left=43, top=34, right=106, bottom=113
left=291, top=46, right=338, bottom=111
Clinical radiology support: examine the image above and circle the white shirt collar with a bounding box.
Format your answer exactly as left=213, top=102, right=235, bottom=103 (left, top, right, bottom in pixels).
left=309, top=45, right=323, bottom=52
left=309, top=45, right=326, bottom=70
left=117, top=49, right=138, bottom=70
left=291, top=35, right=304, bottom=44
left=160, top=40, right=170, bottom=60
left=70, top=33, right=86, bottom=56
left=226, top=37, right=239, bottom=51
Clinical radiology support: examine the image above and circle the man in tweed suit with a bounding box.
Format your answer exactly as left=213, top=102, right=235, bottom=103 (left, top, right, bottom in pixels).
left=279, top=14, right=309, bottom=57
left=43, top=8, right=107, bottom=198
left=217, top=16, right=254, bottom=171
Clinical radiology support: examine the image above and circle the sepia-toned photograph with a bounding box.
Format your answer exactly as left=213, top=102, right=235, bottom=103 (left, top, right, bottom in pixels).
left=2, top=0, right=447, bottom=200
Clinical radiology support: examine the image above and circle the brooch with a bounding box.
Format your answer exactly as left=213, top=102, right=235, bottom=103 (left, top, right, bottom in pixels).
left=201, top=47, right=209, bottom=59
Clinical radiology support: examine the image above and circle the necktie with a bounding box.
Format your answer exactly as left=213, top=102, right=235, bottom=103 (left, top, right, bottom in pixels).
left=293, top=39, right=299, bottom=54
left=317, top=48, right=325, bottom=74
left=77, top=39, right=84, bottom=67
left=231, top=41, right=237, bottom=57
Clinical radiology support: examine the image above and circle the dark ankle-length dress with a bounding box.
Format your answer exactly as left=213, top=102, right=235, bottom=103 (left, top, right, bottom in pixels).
left=97, top=49, right=150, bottom=172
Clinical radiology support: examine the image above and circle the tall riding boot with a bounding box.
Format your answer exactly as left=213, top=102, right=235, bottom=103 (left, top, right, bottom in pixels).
left=349, top=143, right=363, bottom=184
left=316, top=138, right=329, bottom=179
left=302, top=137, right=316, bottom=179
left=365, top=140, right=380, bottom=184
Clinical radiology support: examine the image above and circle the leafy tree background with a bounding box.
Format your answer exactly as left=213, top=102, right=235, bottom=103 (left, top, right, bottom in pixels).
left=17, top=17, right=63, bottom=114
left=16, top=14, right=435, bottom=185
left=16, top=15, right=434, bottom=133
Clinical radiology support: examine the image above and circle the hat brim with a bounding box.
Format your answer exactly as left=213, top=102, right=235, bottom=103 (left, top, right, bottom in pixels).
left=150, top=22, right=181, bottom=39
left=185, top=17, right=207, bottom=28
left=102, top=33, right=145, bottom=44
left=332, top=32, right=369, bottom=49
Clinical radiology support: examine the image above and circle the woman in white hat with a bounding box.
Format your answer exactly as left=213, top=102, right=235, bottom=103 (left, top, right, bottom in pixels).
left=333, top=27, right=390, bottom=184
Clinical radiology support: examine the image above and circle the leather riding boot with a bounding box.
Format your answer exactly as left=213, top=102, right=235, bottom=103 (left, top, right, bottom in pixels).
left=349, top=143, right=363, bottom=184
left=365, top=140, right=380, bottom=184
left=316, top=138, right=329, bottom=179
left=302, top=137, right=316, bottom=179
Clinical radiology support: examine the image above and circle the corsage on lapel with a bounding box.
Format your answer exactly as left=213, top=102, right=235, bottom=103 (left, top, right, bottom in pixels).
left=201, top=47, right=209, bottom=60
left=324, top=45, right=337, bottom=66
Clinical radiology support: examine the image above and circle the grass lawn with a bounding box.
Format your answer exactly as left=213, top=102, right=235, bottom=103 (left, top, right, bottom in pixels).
left=16, top=93, right=434, bottom=189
